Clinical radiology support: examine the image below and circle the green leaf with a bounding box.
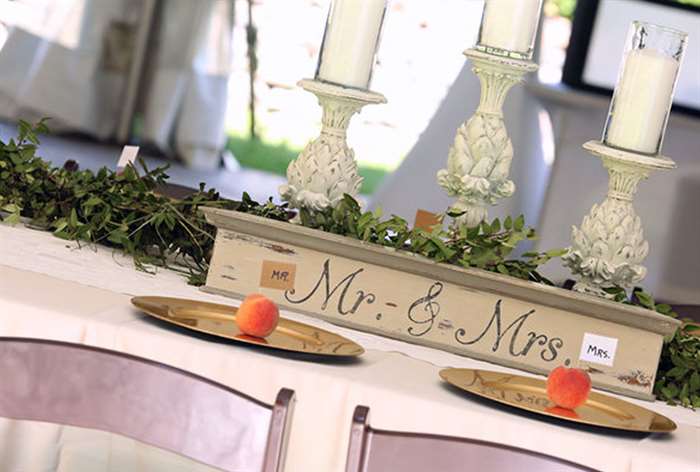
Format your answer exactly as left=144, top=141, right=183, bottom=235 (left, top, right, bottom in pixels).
left=545, top=248, right=567, bottom=258
left=2, top=203, right=20, bottom=213
left=107, top=230, right=129, bottom=245
left=52, top=219, right=68, bottom=233
left=689, top=372, right=700, bottom=392
left=633, top=288, right=655, bottom=309
left=2, top=211, right=20, bottom=225
left=503, top=216, right=512, bottom=230
left=680, top=382, right=690, bottom=403
left=514, top=215, right=525, bottom=231
left=662, top=384, right=679, bottom=399
left=692, top=395, right=700, bottom=408
left=666, top=366, right=688, bottom=379
left=69, top=208, right=78, bottom=227
left=84, top=196, right=102, bottom=207
left=655, top=303, right=673, bottom=315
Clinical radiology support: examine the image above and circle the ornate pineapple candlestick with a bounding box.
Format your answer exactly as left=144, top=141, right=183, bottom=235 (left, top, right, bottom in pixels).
left=565, top=142, right=675, bottom=296
left=437, top=49, right=537, bottom=227
left=564, top=22, right=687, bottom=297
left=279, top=80, right=385, bottom=212
left=280, top=0, right=388, bottom=214
left=438, top=0, right=542, bottom=228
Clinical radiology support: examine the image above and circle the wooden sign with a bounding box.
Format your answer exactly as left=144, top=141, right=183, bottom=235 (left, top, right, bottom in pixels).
left=202, top=208, right=680, bottom=400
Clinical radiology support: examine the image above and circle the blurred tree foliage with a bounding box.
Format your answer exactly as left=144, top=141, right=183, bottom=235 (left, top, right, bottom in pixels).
left=546, top=0, right=577, bottom=19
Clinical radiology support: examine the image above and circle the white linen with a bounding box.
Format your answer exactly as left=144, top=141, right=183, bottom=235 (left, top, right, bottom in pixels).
left=1, top=223, right=699, bottom=472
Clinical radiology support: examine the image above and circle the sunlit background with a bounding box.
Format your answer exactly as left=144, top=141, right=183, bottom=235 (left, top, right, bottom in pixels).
left=0, top=0, right=586, bottom=194
left=225, top=0, right=580, bottom=194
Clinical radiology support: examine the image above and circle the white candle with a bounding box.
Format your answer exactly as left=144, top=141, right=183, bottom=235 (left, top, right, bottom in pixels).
left=605, top=49, right=679, bottom=155
left=479, top=0, right=541, bottom=56
left=316, top=0, right=386, bottom=89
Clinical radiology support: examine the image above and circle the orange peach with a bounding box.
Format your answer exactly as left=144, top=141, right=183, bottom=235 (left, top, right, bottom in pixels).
left=235, top=294, right=279, bottom=338
left=546, top=366, right=591, bottom=410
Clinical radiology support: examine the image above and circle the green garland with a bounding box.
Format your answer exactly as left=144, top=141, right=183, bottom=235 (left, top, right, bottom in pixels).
left=0, top=120, right=289, bottom=285
left=1, top=120, right=698, bottom=407
left=608, top=286, right=700, bottom=408
left=298, top=194, right=566, bottom=283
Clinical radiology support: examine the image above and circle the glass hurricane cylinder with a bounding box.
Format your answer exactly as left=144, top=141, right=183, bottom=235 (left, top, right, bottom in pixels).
left=476, top=0, right=543, bottom=60
left=603, top=22, right=688, bottom=156
left=315, top=0, right=388, bottom=90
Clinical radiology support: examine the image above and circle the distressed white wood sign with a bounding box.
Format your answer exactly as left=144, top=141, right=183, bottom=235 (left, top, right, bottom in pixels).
left=201, top=208, right=680, bottom=400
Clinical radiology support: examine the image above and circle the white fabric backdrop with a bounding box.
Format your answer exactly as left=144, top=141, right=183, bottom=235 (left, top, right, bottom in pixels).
left=141, top=0, right=234, bottom=170
left=0, top=0, right=233, bottom=169
left=0, top=0, right=139, bottom=139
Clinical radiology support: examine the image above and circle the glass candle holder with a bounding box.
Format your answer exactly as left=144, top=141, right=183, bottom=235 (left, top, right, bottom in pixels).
left=315, top=0, right=388, bottom=90
left=476, top=0, right=543, bottom=60
left=603, top=21, right=688, bottom=156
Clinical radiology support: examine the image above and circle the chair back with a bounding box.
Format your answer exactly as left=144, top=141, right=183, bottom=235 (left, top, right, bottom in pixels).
left=0, top=337, right=294, bottom=472
left=345, top=406, right=596, bottom=472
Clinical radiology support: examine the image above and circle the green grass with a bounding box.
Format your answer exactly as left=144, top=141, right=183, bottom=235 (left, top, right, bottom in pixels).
left=226, top=135, right=387, bottom=195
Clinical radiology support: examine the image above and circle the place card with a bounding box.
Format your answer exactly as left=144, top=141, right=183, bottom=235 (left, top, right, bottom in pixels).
left=579, top=332, right=618, bottom=367
left=117, top=145, right=140, bottom=173
left=259, top=261, right=297, bottom=291
left=414, top=209, right=441, bottom=231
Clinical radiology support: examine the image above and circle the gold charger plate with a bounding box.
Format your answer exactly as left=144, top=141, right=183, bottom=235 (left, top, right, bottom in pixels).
left=440, top=368, right=676, bottom=433
left=131, top=296, right=364, bottom=357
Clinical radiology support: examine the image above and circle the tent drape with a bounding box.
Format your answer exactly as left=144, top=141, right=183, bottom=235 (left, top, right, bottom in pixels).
left=0, top=0, right=234, bottom=170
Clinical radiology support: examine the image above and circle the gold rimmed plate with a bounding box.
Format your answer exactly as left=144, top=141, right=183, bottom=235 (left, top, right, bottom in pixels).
left=132, top=296, right=364, bottom=357
left=440, top=368, right=676, bottom=433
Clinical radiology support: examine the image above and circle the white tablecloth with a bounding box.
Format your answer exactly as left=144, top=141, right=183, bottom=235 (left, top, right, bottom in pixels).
left=1, top=223, right=699, bottom=472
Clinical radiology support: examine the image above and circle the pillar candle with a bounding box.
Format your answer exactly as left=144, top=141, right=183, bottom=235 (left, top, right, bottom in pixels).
left=605, top=49, right=679, bottom=155
left=478, top=0, right=542, bottom=57
left=316, top=0, right=387, bottom=89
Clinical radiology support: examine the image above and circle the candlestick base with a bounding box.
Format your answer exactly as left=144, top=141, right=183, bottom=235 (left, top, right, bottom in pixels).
left=438, top=49, right=537, bottom=228
left=564, top=141, right=676, bottom=298
left=280, top=79, right=386, bottom=214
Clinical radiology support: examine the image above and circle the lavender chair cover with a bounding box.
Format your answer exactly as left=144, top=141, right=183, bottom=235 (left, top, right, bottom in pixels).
left=345, top=406, right=597, bottom=472
left=0, top=337, right=294, bottom=472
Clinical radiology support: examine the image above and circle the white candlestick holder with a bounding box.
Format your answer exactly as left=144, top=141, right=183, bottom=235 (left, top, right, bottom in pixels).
left=564, top=141, right=676, bottom=298
left=437, top=48, right=537, bottom=228
left=280, top=79, right=386, bottom=213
